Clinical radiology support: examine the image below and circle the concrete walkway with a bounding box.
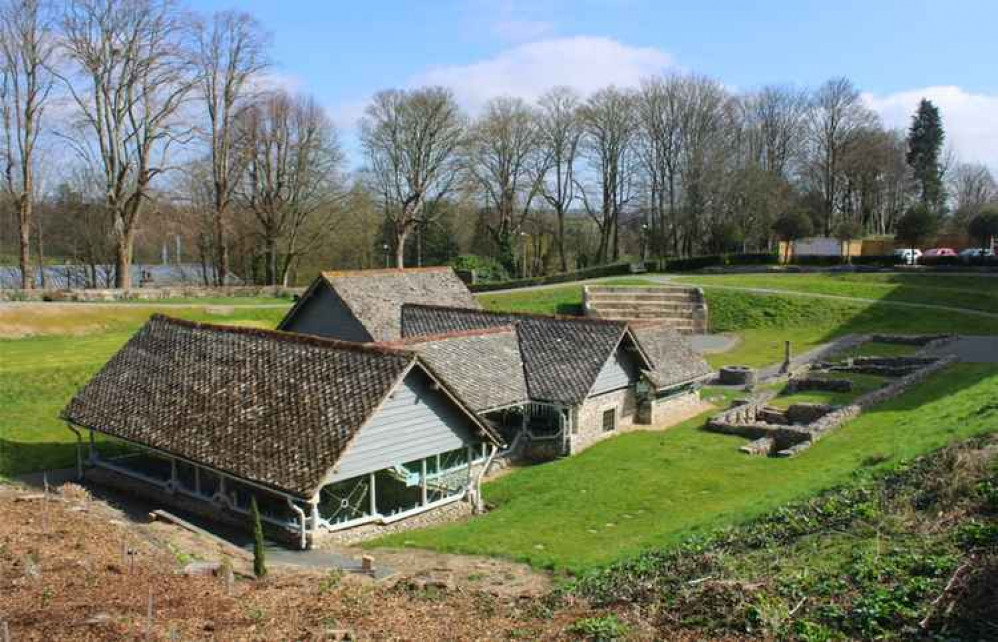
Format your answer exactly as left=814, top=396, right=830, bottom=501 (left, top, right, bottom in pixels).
left=923, top=336, right=998, bottom=363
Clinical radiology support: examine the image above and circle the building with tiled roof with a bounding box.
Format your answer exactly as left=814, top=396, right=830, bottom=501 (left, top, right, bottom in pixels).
left=62, top=315, right=501, bottom=548
left=277, top=267, right=480, bottom=342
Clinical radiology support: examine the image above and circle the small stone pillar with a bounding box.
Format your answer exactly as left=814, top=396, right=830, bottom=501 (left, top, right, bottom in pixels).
left=780, top=340, right=792, bottom=374
left=361, top=555, right=375, bottom=575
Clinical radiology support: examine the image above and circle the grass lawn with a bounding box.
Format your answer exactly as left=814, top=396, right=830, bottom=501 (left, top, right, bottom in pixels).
left=673, top=272, right=998, bottom=315
left=0, top=305, right=291, bottom=477
left=832, top=341, right=919, bottom=359
left=476, top=277, right=656, bottom=315
left=373, top=363, right=998, bottom=573
left=767, top=372, right=886, bottom=409
left=480, top=279, right=996, bottom=369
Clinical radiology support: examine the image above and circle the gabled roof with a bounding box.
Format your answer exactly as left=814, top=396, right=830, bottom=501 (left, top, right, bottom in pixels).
left=382, top=326, right=529, bottom=412
left=278, top=267, right=480, bottom=341
left=631, top=322, right=713, bottom=389
left=401, top=304, right=639, bottom=405
left=61, top=315, right=495, bottom=498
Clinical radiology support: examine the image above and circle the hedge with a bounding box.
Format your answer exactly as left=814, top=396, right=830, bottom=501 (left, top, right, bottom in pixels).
left=664, top=253, right=778, bottom=272
left=467, top=262, right=633, bottom=292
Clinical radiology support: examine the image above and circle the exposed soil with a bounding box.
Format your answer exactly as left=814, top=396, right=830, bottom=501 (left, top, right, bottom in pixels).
left=0, top=481, right=743, bottom=641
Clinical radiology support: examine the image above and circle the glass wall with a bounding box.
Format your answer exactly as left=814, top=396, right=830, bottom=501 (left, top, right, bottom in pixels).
left=317, top=443, right=486, bottom=528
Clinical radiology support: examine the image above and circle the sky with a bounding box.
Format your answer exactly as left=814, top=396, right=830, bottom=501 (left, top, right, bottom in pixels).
left=192, top=0, right=998, bottom=168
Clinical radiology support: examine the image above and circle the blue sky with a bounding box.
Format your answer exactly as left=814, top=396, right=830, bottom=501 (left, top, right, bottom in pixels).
left=192, top=0, right=998, bottom=167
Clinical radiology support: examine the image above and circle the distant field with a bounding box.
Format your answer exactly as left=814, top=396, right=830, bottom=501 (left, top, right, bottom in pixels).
left=0, top=305, right=290, bottom=477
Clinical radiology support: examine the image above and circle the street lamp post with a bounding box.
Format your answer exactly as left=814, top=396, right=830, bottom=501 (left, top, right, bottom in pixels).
left=520, top=231, right=528, bottom=279
left=641, top=223, right=649, bottom=266
left=383, top=243, right=390, bottom=269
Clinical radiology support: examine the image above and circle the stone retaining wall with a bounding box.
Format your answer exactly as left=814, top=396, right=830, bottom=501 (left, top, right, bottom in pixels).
left=0, top=285, right=303, bottom=302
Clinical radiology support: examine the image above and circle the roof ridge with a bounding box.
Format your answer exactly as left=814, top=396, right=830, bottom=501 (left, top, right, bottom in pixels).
left=321, top=266, right=454, bottom=279
left=401, top=302, right=628, bottom=326
left=149, top=314, right=416, bottom=359
left=378, top=324, right=518, bottom=347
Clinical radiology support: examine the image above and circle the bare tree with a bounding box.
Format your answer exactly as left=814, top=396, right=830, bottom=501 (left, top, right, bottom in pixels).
left=236, top=91, right=341, bottom=285
left=0, top=0, right=54, bottom=289
left=578, top=86, right=637, bottom=263
left=59, top=0, right=197, bottom=288
left=636, top=76, right=683, bottom=255
left=740, top=85, right=809, bottom=179
left=465, top=96, right=543, bottom=273
left=360, top=86, right=464, bottom=268
left=806, top=77, right=879, bottom=234
left=950, top=161, right=996, bottom=225
left=675, top=75, right=734, bottom=255
left=193, top=10, right=268, bottom=285
left=535, top=86, right=580, bottom=271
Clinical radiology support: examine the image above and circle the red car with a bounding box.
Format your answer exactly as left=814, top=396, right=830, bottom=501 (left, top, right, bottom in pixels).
left=923, top=248, right=957, bottom=257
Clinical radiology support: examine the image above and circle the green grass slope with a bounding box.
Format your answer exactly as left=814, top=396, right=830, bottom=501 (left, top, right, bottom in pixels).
left=373, top=364, right=998, bottom=573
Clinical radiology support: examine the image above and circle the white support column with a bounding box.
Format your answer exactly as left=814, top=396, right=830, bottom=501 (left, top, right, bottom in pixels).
left=369, top=472, right=377, bottom=516
left=420, top=459, right=428, bottom=506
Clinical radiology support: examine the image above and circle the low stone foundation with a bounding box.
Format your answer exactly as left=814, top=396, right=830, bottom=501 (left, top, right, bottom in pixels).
left=786, top=377, right=852, bottom=393
left=707, top=354, right=956, bottom=457
left=313, top=499, right=475, bottom=547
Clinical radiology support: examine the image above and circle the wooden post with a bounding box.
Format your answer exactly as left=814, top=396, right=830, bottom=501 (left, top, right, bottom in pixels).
left=781, top=340, right=792, bottom=374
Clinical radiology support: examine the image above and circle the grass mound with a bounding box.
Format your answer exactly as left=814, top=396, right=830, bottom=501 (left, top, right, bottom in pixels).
left=567, top=434, right=998, bottom=640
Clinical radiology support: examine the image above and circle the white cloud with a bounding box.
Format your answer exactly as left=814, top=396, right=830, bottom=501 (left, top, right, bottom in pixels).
left=411, top=36, right=674, bottom=112
left=864, top=86, right=998, bottom=169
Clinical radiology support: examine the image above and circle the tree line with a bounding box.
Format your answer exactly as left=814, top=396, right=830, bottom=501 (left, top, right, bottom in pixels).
left=0, top=0, right=992, bottom=289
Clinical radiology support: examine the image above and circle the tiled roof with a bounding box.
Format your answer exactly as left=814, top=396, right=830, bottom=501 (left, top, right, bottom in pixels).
left=62, top=315, right=435, bottom=498
left=631, top=322, right=713, bottom=388
left=290, top=267, right=480, bottom=341
left=401, top=305, right=631, bottom=405
left=382, top=327, right=529, bottom=412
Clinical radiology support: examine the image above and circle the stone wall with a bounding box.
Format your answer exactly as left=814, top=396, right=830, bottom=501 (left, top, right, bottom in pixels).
left=708, top=354, right=956, bottom=457
left=648, top=390, right=705, bottom=426
left=0, top=285, right=303, bottom=302
left=570, top=387, right=638, bottom=453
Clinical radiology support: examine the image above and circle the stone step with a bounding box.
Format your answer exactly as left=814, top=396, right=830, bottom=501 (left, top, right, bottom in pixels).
left=587, top=292, right=697, bottom=302
left=585, top=286, right=699, bottom=295
left=589, top=302, right=698, bottom=313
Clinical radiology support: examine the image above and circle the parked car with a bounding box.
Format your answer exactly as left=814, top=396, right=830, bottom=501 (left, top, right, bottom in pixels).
left=922, top=247, right=957, bottom=258
left=958, top=247, right=995, bottom=258
left=893, top=248, right=922, bottom=265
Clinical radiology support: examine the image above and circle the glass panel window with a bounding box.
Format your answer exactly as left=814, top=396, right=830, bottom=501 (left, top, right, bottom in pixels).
left=319, top=477, right=372, bottom=525
left=602, top=408, right=616, bottom=432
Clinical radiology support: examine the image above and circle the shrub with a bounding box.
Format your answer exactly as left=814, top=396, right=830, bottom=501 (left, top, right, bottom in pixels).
left=251, top=495, right=267, bottom=579
left=567, top=614, right=629, bottom=640
left=468, top=263, right=632, bottom=292
left=451, top=254, right=509, bottom=284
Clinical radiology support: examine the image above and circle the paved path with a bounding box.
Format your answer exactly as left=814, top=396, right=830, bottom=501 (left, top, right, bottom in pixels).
left=690, top=333, right=738, bottom=354
left=924, top=336, right=998, bottom=363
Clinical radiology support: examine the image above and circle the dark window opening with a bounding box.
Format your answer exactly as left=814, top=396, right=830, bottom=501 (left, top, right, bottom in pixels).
left=602, top=408, right=617, bottom=432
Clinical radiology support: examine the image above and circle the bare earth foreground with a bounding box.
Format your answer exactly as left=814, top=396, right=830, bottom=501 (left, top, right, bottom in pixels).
left=0, top=483, right=646, bottom=641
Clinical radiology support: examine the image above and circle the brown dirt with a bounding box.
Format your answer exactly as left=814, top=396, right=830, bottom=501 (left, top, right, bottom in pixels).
left=0, top=481, right=747, bottom=641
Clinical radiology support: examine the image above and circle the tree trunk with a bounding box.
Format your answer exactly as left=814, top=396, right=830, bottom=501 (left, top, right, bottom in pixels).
left=265, top=235, right=278, bottom=286
left=18, top=196, right=33, bottom=289
left=115, top=233, right=134, bottom=289
left=557, top=206, right=567, bottom=272
left=395, top=228, right=407, bottom=269
left=213, top=202, right=229, bottom=286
